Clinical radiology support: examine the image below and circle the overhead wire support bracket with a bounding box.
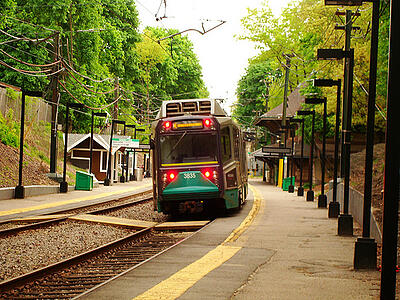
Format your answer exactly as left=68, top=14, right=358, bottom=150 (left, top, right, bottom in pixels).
left=157, top=20, right=226, bottom=42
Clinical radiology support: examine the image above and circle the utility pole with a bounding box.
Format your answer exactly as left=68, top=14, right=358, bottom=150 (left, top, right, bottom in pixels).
left=380, top=0, right=400, bottom=297
left=281, top=54, right=292, bottom=148
left=336, top=10, right=356, bottom=236
left=113, top=77, right=119, bottom=121
left=335, top=10, right=359, bottom=178
left=263, top=78, right=270, bottom=112
left=282, top=54, right=293, bottom=180
left=49, top=32, right=60, bottom=174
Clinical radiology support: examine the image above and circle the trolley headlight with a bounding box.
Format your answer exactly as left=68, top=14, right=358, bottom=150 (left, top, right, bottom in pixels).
left=163, top=121, right=172, bottom=130
left=202, top=169, right=212, bottom=179
left=202, top=168, right=219, bottom=188
left=161, top=171, right=178, bottom=190
left=163, top=171, right=177, bottom=182
left=203, top=118, right=212, bottom=127
left=168, top=171, right=177, bottom=181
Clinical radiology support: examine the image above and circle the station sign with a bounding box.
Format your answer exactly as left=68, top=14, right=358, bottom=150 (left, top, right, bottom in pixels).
left=262, top=146, right=293, bottom=157
left=125, top=144, right=151, bottom=152
left=112, top=138, right=139, bottom=148
left=111, top=138, right=139, bottom=154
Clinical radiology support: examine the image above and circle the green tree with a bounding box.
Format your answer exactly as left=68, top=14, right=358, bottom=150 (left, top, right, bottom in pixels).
left=0, top=2, right=208, bottom=134
left=130, top=27, right=208, bottom=124
left=236, top=0, right=389, bottom=137
left=232, top=59, right=281, bottom=129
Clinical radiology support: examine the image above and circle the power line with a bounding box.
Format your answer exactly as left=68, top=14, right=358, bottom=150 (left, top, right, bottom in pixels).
left=58, top=79, right=122, bottom=110
left=0, top=13, right=58, bottom=33
left=0, top=58, right=64, bottom=77
left=0, top=48, right=60, bottom=67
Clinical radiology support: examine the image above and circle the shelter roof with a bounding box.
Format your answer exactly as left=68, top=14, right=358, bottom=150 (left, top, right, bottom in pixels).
left=255, top=85, right=305, bottom=133
left=65, top=133, right=129, bottom=152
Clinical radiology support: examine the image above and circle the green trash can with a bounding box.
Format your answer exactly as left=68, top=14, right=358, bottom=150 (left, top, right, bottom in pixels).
left=75, top=171, right=93, bottom=191
left=282, top=177, right=290, bottom=191
left=282, top=177, right=295, bottom=191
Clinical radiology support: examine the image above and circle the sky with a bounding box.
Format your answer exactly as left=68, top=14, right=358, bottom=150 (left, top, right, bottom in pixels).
left=135, top=0, right=293, bottom=114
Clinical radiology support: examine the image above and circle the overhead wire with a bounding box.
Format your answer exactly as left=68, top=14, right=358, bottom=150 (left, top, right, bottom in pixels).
left=0, top=48, right=60, bottom=67
left=58, top=79, right=122, bottom=110
left=63, top=65, right=118, bottom=95
left=0, top=7, right=180, bottom=123
left=61, top=59, right=113, bottom=83
left=0, top=13, right=58, bottom=33
left=0, top=59, right=64, bottom=77
left=353, top=74, right=387, bottom=121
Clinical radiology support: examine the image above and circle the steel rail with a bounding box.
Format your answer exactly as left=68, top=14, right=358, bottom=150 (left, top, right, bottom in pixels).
left=0, top=192, right=152, bottom=237
left=0, top=226, right=153, bottom=292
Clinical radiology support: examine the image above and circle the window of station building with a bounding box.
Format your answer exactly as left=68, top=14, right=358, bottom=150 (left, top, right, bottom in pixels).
left=220, top=127, right=232, bottom=163
left=101, top=151, right=108, bottom=172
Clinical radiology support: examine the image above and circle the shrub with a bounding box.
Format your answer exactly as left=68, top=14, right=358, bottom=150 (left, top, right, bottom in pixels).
left=0, top=110, right=19, bottom=147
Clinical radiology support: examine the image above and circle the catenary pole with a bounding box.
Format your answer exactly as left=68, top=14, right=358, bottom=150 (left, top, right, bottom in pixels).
left=380, top=0, right=400, bottom=297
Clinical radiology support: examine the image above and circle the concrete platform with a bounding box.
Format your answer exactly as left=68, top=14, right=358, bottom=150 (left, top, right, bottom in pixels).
left=79, top=179, right=380, bottom=300
left=0, top=179, right=152, bottom=222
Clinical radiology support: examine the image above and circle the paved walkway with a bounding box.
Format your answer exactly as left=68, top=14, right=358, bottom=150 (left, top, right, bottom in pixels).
left=231, top=179, right=380, bottom=299
left=80, top=179, right=381, bottom=300
left=0, top=179, right=152, bottom=222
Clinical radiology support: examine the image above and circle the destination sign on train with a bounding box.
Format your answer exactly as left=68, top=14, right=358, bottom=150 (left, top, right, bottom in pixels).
left=172, top=120, right=203, bottom=130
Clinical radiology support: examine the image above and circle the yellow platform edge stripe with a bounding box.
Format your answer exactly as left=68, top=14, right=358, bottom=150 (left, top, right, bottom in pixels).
left=0, top=184, right=151, bottom=217
left=133, top=184, right=262, bottom=300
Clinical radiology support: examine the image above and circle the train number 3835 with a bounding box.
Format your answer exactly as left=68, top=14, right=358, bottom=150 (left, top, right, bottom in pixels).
left=183, top=173, right=196, bottom=179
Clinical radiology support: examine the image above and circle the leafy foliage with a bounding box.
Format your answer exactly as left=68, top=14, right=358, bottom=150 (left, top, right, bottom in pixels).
left=0, top=1, right=208, bottom=135
left=235, top=0, right=389, bottom=138
left=0, top=109, right=20, bottom=147
left=233, top=60, right=281, bottom=129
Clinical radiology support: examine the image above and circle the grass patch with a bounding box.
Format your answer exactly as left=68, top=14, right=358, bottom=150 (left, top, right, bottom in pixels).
left=0, top=109, right=20, bottom=147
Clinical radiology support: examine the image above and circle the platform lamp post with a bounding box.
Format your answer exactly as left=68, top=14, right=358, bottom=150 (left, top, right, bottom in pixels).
left=313, top=79, right=341, bottom=217
left=14, top=90, right=43, bottom=199
left=297, top=110, right=315, bottom=202
left=60, top=102, right=85, bottom=193
left=104, top=119, right=125, bottom=186
left=380, top=0, right=399, bottom=295
left=291, top=118, right=305, bottom=196
left=288, top=124, right=296, bottom=193
left=317, top=48, right=354, bottom=236
left=305, top=97, right=328, bottom=208
left=123, top=124, right=135, bottom=183
left=324, top=0, right=381, bottom=269
left=132, top=128, right=145, bottom=180
left=89, top=112, right=107, bottom=175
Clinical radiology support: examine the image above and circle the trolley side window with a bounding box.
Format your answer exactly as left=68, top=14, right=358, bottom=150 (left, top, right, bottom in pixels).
left=233, top=127, right=240, bottom=160
left=220, top=127, right=232, bottom=163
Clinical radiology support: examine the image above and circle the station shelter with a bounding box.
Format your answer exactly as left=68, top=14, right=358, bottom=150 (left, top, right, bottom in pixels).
left=65, top=133, right=150, bottom=183
left=253, top=86, right=310, bottom=187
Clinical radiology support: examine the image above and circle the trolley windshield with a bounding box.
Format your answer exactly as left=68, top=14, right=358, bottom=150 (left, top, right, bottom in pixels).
left=160, top=132, right=218, bottom=166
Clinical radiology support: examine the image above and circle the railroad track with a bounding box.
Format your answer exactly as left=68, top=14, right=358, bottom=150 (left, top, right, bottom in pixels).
left=0, top=222, right=207, bottom=299
left=0, top=190, right=153, bottom=237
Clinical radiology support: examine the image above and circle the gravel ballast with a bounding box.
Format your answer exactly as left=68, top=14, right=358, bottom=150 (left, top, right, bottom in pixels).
left=106, top=201, right=168, bottom=222
left=0, top=221, right=133, bottom=281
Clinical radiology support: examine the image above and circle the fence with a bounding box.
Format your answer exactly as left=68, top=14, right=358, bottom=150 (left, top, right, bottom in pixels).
left=0, top=85, right=52, bottom=123
left=327, top=182, right=382, bottom=243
